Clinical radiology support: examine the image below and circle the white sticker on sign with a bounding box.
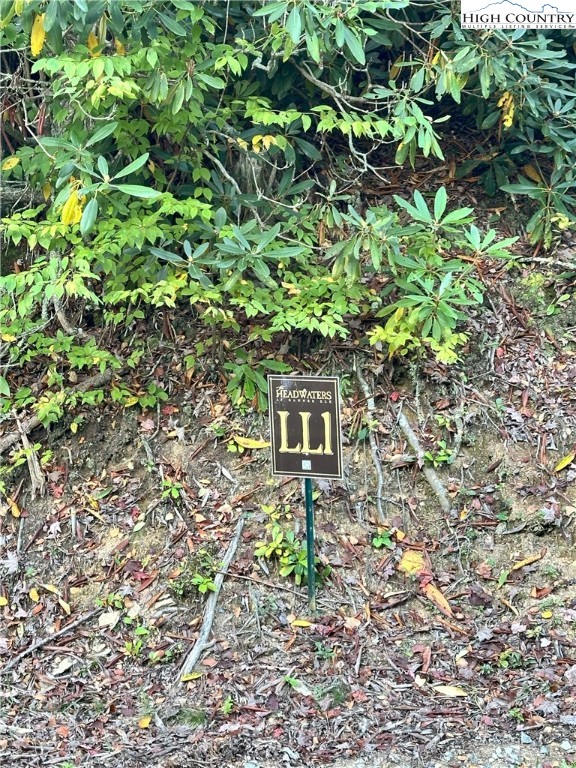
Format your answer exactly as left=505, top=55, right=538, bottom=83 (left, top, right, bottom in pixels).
left=302, top=460, right=311, bottom=470
left=461, top=1, right=576, bottom=29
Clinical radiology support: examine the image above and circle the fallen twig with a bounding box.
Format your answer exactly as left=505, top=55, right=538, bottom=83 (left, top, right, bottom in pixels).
left=354, top=361, right=385, bottom=523
left=396, top=412, right=452, bottom=514
left=13, top=409, right=45, bottom=498
left=2, top=608, right=102, bottom=674
left=52, top=296, right=86, bottom=339
left=178, top=514, right=245, bottom=681
left=0, top=371, right=112, bottom=456
left=448, top=412, right=465, bottom=465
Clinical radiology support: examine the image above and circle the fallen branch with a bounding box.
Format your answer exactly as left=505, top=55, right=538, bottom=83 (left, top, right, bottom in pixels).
left=178, top=514, right=245, bottom=682
left=354, top=362, right=385, bottom=523
left=2, top=608, right=102, bottom=674
left=396, top=412, right=452, bottom=514
left=448, top=412, right=464, bottom=465
left=0, top=370, right=113, bottom=456
left=13, top=410, right=45, bottom=498
left=52, top=296, right=87, bottom=339
left=216, top=569, right=296, bottom=595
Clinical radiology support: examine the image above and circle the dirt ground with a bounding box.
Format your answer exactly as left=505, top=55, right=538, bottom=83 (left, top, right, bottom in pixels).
left=1, top=260, right=576, bottom=767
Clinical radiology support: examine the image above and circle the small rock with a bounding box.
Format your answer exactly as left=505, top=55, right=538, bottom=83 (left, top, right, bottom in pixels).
left=520, top=733, right=533, bottom=744
left=561, top=740, right=573, bottom=751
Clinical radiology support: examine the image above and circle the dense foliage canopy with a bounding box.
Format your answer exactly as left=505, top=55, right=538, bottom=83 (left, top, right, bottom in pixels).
left=0, top=0, right=575, bottom=423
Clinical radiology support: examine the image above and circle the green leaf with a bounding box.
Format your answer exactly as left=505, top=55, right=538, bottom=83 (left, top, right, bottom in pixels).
left=294, top=137, right=322, bottom=161
left=97, top=156, right=109, bottom=178
left=335, top=18, right=345, bottom=47
left=252, top=1, right=287, bottom=19
left=44, top=0, right=60, bottom=33
left=433, top=187, right=447, bottom=221
left=440, top=207, right=474, bottom=225
left=85, top=122, right=118, bottom=148
left=196, top=73, right=226, bottom=89
left=252, top=260, right=271, bottom=282
left=393, top=195, right=429, bottom=223
left=413, top=190, right=431, bottom=221
left=286, top=6, right=302, bottom=43
left=109, top=1, right=124, bottom=32
left=172, top=81, right=185, bottom=115
left=343, top=26, right=365, bottom=65
left=80, top=197, right=98, bottom=236
left=113, top=184, right=160, bottom=198
left=112, top=153, right=150, bottom=181
left=214, top=207, right=226, bottom=229
left=0, top=375, right=10, bottom=398
left=157, top=11, right=187, bottom=36
left=306, top=31, right=320, bottom=64
left=149, top=246, right=186, bottom=265
left=500, top=181, right=543, bottom=197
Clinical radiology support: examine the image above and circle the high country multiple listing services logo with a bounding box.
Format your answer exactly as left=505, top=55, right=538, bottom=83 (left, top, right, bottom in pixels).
left=461, top=1, right=576, bottom=28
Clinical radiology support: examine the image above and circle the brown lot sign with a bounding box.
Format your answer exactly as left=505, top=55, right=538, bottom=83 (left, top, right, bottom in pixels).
left=268, top=375, right=343, bottom=479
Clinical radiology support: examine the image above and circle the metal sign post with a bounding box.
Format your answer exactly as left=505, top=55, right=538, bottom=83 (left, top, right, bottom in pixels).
left=304, top=477, right=316, bottom=612
left=268, top=375, right=343, bottom=611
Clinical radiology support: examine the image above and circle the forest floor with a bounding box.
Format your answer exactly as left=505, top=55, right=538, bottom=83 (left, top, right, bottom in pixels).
left=1, top=199, right=576, bottom=767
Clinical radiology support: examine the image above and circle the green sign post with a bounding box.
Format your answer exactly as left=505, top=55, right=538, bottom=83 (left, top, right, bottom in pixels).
left=304, top=476, right=316, bottom=611
left=268, top=375, right=343, bottom=611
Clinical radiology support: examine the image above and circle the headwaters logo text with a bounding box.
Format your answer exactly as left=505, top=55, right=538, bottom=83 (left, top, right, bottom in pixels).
left=461, top=1, right=576, bottom=29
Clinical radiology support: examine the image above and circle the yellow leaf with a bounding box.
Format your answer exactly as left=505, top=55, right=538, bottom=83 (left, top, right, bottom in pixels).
left=542, top=609, right=553, bottom=619
left=511, top=550, right=545, bottom=572
left=58, top=598, right=71, bottom=615
left=42, top=182, right=52, bottom=201
left=70, top=422, right=78, bottom=434
left=31, top=14, right=46, bottom=57
left=88, top=32, right=102, bottom=57
left=138, top=716, right=151, bottom=729
left=1, top=156, right=20, bottom=171
left=1, top=334, right=16, bottom=342
left=0, top=596, right=8, bottom=607
left=181, top=672, right=202, bottom=682
left=554, top=452, right=575, bottom=472
left=291, top=619, right=313, bottom=628
left=29, top=588, right=40, bottom=602
left=7, top=496, right=20, bottom=518
left=123, top=395, right=139, bottom=407
left=398, top=549, right=425, bottom=576
left=42, top=583, right=59, bottom=594
left=87, top=506, right=105, bottom=522
left=114, top=38, right=125, bottom=55
left=432, top=684, right=468, bottom=697
left=522, top=164, right=542, bottom=184
left=61, top=192, right=82, bottom=226
left=422, top=582, right=453, bottom=617
left=390, top=55, right=403, bottom=79
left=232, top=435, right=270, bottom=450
